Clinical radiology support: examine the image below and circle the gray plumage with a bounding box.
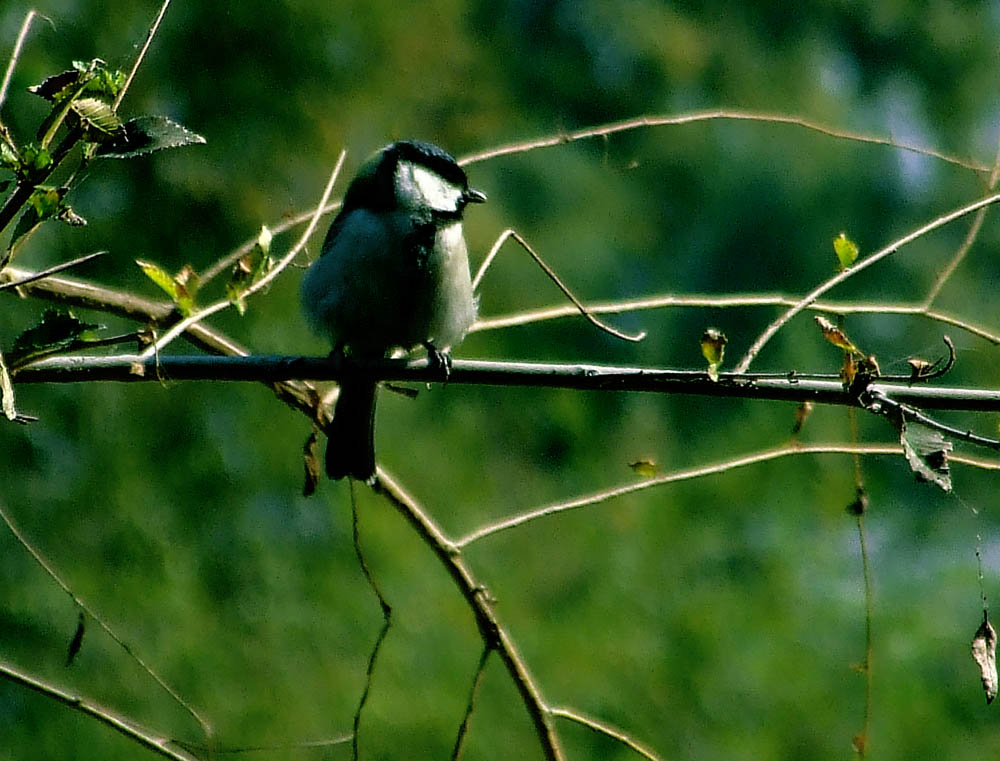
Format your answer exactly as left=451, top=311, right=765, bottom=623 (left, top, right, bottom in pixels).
left=301, top=141, right=485, bottom=480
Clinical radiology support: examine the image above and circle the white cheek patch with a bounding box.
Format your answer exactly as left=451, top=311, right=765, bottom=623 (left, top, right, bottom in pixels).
left=404, top=162, right=465, bottom=213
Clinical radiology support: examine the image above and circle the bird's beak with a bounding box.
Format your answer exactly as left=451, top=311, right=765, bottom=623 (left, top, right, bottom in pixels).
left=465, top=188, right=487, bottom=204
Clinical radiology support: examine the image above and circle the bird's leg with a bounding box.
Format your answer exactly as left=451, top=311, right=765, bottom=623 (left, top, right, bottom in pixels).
left=423, top=342, right=452, bottom=380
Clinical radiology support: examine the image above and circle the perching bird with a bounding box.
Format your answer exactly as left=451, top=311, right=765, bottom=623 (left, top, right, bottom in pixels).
left=300, top=140, right=486, bottom=481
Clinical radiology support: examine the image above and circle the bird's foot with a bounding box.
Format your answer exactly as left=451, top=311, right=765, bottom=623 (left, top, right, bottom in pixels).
left=424, top=343, right=452, bottom=380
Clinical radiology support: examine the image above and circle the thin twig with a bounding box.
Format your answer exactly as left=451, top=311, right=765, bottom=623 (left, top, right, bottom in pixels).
left=199, top=200, right=342, bottom=284
left=0, top=10, right=45, bottom=114
left=549, top=707, right=663, bottom=761
left=0, top=659, right=202, bottom=761
left=0, top=251, right=105, bottom=291
left=172, top=735, right=353, bottom=755
left=866, top=389, right=1000, bottom=450
left=854, top=506, right=874, bottom=757
left=470, top=292, right=1000, bottom=345
left=0, top=264, right=326, bottom=429
left=845, top=403, right=872, bottom=758
left=458, top=111, right=990, bottom=175
left=733, top=192, right=1000, bottom=373
left=455, top=444, right=907, bottom=547
left=475, top=229, right=644, bottom=342
left=923, top=130, right=1000, bottom=305
left=138, top=151, right=346, bottom=359
left=0, top=502, right=213, bottom=740
left=349, top=482, right=392, bottom=761
left=450, top=645, right=492, bottom=761
left=113, top=0, right=171, bottom=111
left=373, top=469, right=564, bottom=761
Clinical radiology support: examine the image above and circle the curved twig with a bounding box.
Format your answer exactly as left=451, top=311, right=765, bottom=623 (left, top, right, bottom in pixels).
left=733, top=192, right=1000, bottom=373
left=0, top=659, right=201, bottom=761
left=372, top=469, right=564, bottom=761
left=458, top=111, right=990, bottom=174
left=474, top=229, right=645, bottom=343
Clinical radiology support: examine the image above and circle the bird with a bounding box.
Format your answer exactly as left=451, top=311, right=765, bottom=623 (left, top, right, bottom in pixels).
left=300, top=140, right=486, bottom=481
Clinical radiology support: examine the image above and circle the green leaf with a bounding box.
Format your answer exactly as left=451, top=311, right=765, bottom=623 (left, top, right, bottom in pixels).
left=137, top=258, right=180, bottom=300
left=96, top=116, right=206, bottom=159
left=136, top=260, right=198, bottom=316
left=255, top=224, right=272, bottom=258
left=700, top=328, right=727, bottom=382
left=225, top=225, right=273, bottom=315
left=72, top=97, right=122, bottom=138
left=833, top=231, right=859, bottom=271
left=226, top=283, right=248, bottom=316
left=0, top=345, right=16, bottom=421
left=900, top=419, right=952, bottom=492
left=0, top=141, right=19, bottom=170
left=12, top=309, right=102, bottom=359
left=29, top=186, right=62, bottom=218
left=21, top=144, right=53, bottom=174
left=29, top=68, right=85, bottom=102
left=628, top=459, right=658, bottom=478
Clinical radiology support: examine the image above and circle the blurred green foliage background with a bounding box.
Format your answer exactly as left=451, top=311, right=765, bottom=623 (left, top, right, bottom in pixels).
left=2, top=1, right=1000, bottom=759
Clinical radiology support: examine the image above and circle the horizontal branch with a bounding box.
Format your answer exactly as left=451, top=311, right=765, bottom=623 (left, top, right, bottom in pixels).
left=13, top=354, right=1000, bottom=411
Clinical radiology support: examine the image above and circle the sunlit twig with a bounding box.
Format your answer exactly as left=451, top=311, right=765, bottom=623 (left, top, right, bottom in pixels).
left=734, top=192, right=1000, bottom=373
left=113, top=0, right=171, bottom=111
left=0, top=10, right=46, bottom=114
left=138, top=151, right=346, bottom=358
left=0, top=503, right=213, bottom=740
left=459, top=110, right=990, bottom=175
left=0, top=658, right=201, bottom=761
left=550, top=707, right=663, bottom=761
left=473, top=229, right=644, bottom=342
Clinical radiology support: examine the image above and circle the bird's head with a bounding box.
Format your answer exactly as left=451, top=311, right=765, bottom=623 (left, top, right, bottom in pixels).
left=341, top=140, right=486, bottom=218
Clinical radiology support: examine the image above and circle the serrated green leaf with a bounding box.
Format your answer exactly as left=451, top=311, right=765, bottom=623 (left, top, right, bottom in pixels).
left=88, top=67, right=126, bottom=99
left=900, top=419, right=952, bottom=492
left=72, top=97, right=122, bottom=137
left=96, top=116, right=206, bottom=159
left=136, top=259, right=181, bottom=302
left=72, top=59, right=102, bottom=74
left=12, top=309, right=102, bottom=359
left=29, top=69, right=84, bottom=102
left=833, top=232, right=859, bottom=271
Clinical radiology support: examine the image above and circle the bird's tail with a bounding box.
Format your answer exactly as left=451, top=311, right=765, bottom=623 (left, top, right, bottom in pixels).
left=325, top=379, right=378, bottom=481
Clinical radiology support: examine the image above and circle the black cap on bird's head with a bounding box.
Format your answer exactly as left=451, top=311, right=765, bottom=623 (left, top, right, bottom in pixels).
left=340, top=140, right=486, bottom=216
